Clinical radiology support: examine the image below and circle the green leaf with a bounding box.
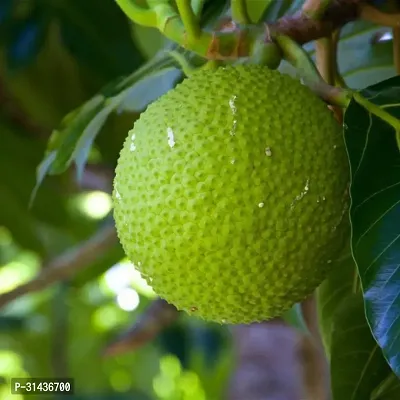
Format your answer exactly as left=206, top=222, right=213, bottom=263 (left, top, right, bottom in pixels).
left=318, top=251, right=355, bottom=354
left=32, top=51, right=183, bottom=197
left=338, top=21, right=395, bottom=89
left=262, top=0, right=301, bottom=21
left=57, top=0, right=144, bottom=81
left=280, top=21, right=396, bottom=90
left=343, top=75, right=400, bottom=377
left=330, top=294, right=392, bottom=400
left=372, top=374, right=400, bottom=400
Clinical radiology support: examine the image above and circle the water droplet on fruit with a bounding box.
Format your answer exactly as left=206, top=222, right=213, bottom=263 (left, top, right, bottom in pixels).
left=290, top=179, right=310, bottom=209
left=115, top=188, right=122, bottom=200
left=190, top=306, right=198, bottom=312
left=167, top=127, right=175, bottom=148
left=221, top=319, right=227, bottom=324
left=322, top=196, right=326, bottom=201
left=327, top=259, right=332, bottom=264
left=230, top=120, right=237, bottom=136
left=343, top=123, right=348, bottom=130
left=231, top=159, right=236, bottom=164
left=229, top=95, right=237, bottom=136
left=265, top=147, right=272, bottom=157
left=229, top=95, right=237, bottom=113
left=130, top=133, right=136, bottom=152
left=258, top=202, right=264, bottom=208
left=333, top=144, right=337, bottom=149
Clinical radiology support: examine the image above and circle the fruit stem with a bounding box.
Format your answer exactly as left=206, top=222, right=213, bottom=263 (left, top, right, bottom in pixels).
left=353, top=92, right=400, bottom=133
left=231, top=0, right=251, bottom=25
left=315, top=37, right=335, bottom=85
left=167, top=50, right=197, bottom=75
left=176, top=0, right=201, bottom=40
left=273, top=32, right=351, bottom=108
left=274, top=34, right=324, bottom=85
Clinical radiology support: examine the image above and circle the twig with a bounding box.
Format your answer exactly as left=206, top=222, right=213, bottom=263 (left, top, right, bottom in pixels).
left=360, top=4, right=400, bottom=27
left=316, top=34, right=344, bottom=121
left=0, top=225, right=118, bottom=308
left=116, top=0, right=365, bottom=60
left=228, top=319, right=308, bottom=400
left=102, top=298, right=179, bottom=356
left=315, top=37, right=335, bottom=85
left=301, top=294, right=331, bottom=400
left=332, top=29, right=347, bottom=88
left=275, top=34, right=324, bottom=84
left=393, top=26, right=400, bottom=74
left=176, top=0, right=201, bottom=40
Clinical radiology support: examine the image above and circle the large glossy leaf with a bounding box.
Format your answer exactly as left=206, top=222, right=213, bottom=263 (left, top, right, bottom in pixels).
left=344, top=76, right=400, bottom=377
left=330, top=294, right=393, bottom=400
left=338, top=21, right=395, bottom=88
left=317, top=251, right=354, bottom=354
left=372, top=374, right=400, bottom=400
left=280, top=20, right=395, bottom=90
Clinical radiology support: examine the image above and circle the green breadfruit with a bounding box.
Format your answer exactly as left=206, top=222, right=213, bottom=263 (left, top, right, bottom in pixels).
left=113, top=65, right=350, bottom=324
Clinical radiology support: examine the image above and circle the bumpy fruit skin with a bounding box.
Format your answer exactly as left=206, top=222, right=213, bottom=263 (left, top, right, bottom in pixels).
left=113, top=65, right=349, bottom=324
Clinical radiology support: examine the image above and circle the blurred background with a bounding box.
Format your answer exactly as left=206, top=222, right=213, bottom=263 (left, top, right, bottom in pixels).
left=0, top=0, right=396, bottom=399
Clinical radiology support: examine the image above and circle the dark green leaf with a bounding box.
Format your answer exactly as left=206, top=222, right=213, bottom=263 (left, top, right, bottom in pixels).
left=318, top=251, right=355, bottom=353
left=262, top=0, right=300, bottom=22
left=56, top=0, right=144, bottom=81
left=330, top=294, right=392, bottom=400
left=372, top=374, right=400, bottom=400
left=344, top=75, right=400, bottom=376
left=338, top=21, right=395, bottom=88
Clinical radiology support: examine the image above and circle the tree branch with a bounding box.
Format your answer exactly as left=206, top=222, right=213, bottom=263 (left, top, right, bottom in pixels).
left=117, top=0, right=365, bottom=60
left=360, top=4, right=400, bottom=27
left=0, top=225, right=118, bottom=309
left=103, top=298, right=179, bottom=357
left=301, top=294, right=332, bottom=400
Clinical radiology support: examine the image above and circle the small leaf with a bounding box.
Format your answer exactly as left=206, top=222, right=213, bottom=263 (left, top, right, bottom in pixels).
left=32, top=51, right=182, bottom=198
left=330, top=294, right=392, bottom=400
left=344, top=75, right=400, bottom=376
left=30, top=151, right=57, bottom=207
left=72, top=104, right=116, bottom=181
left=117, top=68, right=181, bottom=113
left=48, top=95, right=105, bottom=174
